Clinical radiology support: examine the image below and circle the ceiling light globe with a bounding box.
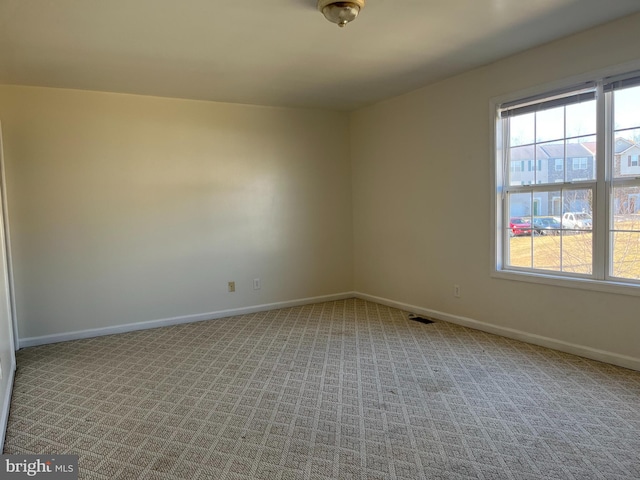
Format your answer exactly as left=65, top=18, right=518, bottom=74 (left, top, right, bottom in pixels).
left=317, top=0, right=365, bottom=28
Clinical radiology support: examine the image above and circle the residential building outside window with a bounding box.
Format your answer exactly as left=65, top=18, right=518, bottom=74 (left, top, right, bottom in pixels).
left=494, top=69, right=640, bottom=290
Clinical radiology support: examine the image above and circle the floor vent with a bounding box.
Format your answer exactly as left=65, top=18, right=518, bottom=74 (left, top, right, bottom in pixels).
left=408, top=313, right=435, bottom=325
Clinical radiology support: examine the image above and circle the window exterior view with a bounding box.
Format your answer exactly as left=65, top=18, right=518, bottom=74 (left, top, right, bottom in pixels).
left=496, top=73, right=640, bottom=283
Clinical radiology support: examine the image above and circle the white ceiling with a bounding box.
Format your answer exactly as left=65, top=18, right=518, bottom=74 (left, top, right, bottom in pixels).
left=1, top=0, right=640, bottom=111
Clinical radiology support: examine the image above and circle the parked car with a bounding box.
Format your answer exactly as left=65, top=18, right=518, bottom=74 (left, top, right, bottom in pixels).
left=509, top=217, right=531, bottom=236
left=562, top=212, right=592, bottom=230
left=532, top=217, right=562, bottom=235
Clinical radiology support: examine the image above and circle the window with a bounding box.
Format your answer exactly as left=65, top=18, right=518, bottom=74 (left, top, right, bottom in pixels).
left=554, top=159, right=563, bottom=171
left=495, top=70, right=640, bottom=288
left=572, top=157, right=588, bottom=170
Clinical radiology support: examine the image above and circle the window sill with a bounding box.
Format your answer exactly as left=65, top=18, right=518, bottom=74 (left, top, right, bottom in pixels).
left=492, top=269, right=640, bottom=297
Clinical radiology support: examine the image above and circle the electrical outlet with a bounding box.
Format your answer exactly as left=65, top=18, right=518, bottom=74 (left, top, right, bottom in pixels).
left=228, top=281, right=236, bottom=293
left=453, top=284, right=461, bottom=298
left=253, top=278, right=261, bottom=290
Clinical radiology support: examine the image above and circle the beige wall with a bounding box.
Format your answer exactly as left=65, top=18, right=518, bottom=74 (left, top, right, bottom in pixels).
left=351, top=13, right=640, bottom=362
left=0, top=87, right=353, bottom=339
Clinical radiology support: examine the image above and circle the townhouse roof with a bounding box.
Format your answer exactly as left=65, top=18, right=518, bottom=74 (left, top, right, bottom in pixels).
left=510, top=138, right=640, bottom=159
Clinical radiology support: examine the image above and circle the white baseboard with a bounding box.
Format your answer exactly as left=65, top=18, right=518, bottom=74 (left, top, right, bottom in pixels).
left=18, top=290, right=640, bottom=371
left=19, top=292, right=356, bottom=349
left=0, top=357, right=15, bottom=449
left=354, top=292, right=640, bottom=372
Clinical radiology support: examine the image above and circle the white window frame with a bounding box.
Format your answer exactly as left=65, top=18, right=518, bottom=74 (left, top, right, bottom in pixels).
left=491, top=62, right=640, bottom=297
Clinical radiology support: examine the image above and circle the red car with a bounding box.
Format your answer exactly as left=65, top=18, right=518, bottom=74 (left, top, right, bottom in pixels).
left=510, top=217, right=531, bottom=236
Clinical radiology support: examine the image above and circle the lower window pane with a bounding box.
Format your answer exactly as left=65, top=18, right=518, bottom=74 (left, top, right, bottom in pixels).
left=560, top=188, right=593, bottom=274
left=509, top=234, right=532, bottom=268
left=532, top=196, right=563, bottom=272
left=561, top=189, right=593, bottom=232
left=507, top=192, right=532, bottom=268
left=532, top=234, right=561, bottom=271
left=506, top=188, right=594, bottom=274
left=612, top=186, right=640, bottom=228
left=561, top=231, right=592, bottom=274
left=611, top=185, right=640, bottom=280
left=611, top=233, right=640, bottom=280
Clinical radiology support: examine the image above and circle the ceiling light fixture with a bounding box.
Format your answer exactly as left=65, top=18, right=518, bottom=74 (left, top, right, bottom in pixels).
left=317, top=0, right=365, bottom=28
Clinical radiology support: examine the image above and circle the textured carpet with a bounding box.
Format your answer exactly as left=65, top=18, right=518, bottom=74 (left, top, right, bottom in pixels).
left=4, top=299, right=640, bottom=479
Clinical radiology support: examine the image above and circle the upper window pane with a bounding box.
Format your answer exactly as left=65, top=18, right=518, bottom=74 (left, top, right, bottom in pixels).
left=566, top=99, right=596, bottom=138
left=509, top=145, right=536, bottom=186
left=566, top=136, right=596, bottom=182
left=536, top=106, right=564, bottom=143
left=508, top=137, right=597, bottom=186
left=613, top=132, right=640, bottom=178
left=510, top=112, right=535, bottom=147
left=614, top=84, right=640, bottom=131
left=538, top=141, right=564, bottom=184
left=614, top=85, right=640, bottom=179
left=506, top=94, right=597, bottom=186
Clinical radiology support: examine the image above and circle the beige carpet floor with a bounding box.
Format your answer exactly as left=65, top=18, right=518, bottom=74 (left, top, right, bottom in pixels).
left=3, top=299, right=640, bottom=479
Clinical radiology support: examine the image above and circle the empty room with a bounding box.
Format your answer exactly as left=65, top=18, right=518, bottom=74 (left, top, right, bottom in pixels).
left=1, top=1, right=639, bottom=479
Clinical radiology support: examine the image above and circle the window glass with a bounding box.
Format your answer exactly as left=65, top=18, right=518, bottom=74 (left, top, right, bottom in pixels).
left=611, top=186, right=640, bottom=280
left=560, top=188, right=593, bottom=275
left=611, top=233, right=640, bottom=280
left=566, top=137, right=595, bottom=181
left=613, top=129, right=640, bottom=178
left=510, top=112, right=535, bottom=147
left=613, top=84, right=640, bottom=179
left=507, top=193, right=532, bottom=268
left=614, top=85, right=640, bottom=131
left=536, top=106, right=564, bottom=143
left=566, top=99, right=596, bottom=138
left=509, top=146, right=530, bottom=186
left=531, top=191, right=562, bottom=271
